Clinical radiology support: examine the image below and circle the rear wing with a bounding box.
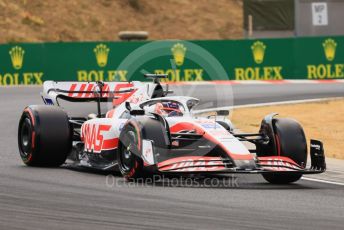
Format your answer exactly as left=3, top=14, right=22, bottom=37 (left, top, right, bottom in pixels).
left=41, top=81, right=136, bottom=106
left=144, top=73, right=168, bottom=83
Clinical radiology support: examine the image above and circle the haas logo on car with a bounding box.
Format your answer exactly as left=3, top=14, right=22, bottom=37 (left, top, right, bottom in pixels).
left=82, top=124, right=112, bottom=153
left=168, top=158, right=225, bottom=172
left=67, top=83, right=136, bottom=106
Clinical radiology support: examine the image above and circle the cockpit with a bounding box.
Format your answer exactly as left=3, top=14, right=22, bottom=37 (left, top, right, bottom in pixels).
left=141, top=100, right=185, bottom=117
left=139, top=97, right=199, bottom=117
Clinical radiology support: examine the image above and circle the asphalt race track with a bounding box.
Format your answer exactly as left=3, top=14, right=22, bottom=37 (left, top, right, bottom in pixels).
left=1, top=83, right=344, bottom=230
left=172, top=82, right=344, bottom=110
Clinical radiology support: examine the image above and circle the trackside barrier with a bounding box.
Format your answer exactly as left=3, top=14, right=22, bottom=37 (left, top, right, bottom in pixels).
left=0, top=36, right=343, bottom=85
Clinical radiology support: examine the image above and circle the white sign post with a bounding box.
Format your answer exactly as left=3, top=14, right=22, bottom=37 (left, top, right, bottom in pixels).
left=312, top=2, right=328, bottom=26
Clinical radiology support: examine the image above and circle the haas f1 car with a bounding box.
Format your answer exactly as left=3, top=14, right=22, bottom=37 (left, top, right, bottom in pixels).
left=18, top=74, right=326, bottom=184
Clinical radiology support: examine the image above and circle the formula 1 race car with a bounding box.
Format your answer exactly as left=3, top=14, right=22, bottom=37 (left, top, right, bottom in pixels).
left=18, top=74, right=326, bottom=184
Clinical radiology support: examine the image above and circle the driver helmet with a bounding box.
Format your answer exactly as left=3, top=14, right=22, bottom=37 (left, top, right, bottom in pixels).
left=155, top=101, right=183, bottom=117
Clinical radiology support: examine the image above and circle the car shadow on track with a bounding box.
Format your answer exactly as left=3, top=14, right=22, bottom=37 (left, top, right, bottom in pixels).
left=62, top=164, right=122, bottom=176
left=136, top=174, right=316, bottom=190
left=62, top=165, right=318, bottom=190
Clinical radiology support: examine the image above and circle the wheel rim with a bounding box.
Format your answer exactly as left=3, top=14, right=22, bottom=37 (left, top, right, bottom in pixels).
left=19, top=117, right=32, bottom=157
left=120, top=130, right=137, bottom=171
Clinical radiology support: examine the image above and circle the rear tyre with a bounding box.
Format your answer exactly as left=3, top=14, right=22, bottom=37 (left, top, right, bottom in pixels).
left=260, top=118, right=307, bottom=184
left=18, top=105, right=72, bottom=167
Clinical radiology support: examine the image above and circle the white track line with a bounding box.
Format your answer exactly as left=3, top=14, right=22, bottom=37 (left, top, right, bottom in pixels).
left=166, top=79, right=344, bottom=85
left=302, top=177, right=344, bottom=186
left=193, top=97, right=344, bottom=114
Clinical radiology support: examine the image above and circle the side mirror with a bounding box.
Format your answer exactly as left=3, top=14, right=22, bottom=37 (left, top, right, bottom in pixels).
left=130, top=109, right=145, bottom=116
left=216, top=110, right=230, bottom=116
left=126, top=102, right=145, bottom=116
left=125, top=102, right=131, bottom=111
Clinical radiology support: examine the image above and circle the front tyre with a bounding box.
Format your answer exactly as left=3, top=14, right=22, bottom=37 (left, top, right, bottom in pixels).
left=118, top=124, right=145, bottom=180
left=259, top=118, right=307, bottom=184
left=216, top=120, right=232, bottom=132
left=18, top=105, right=72, bottom=167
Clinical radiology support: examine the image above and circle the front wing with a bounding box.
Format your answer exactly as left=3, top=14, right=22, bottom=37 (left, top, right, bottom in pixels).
left=155, top=140, right=326, bottom=174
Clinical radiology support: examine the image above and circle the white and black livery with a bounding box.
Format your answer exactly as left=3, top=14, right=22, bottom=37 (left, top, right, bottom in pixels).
left=18, top=74, right=326, bottom=184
